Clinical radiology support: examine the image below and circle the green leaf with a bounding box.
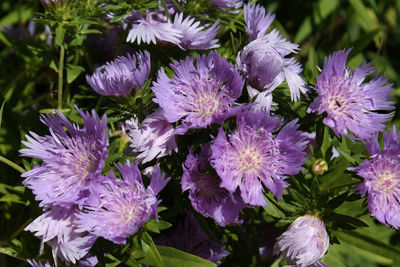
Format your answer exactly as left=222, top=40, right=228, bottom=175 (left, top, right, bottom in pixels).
left=55, top=26, right=66, bottom=46
left=335, top=230, right=400, bottom=261
left=263, top=195, right=286, bottom=219
left=0, top=194, right=25, bottom=204
left=326, top=191, right=348, bottom=210
left=80, top=29, right=103, bottom=35
left=145, top=219, right=172, bottom=233
left=66, top=64, right=85, bottom=84
left=141, top=232, right=164, bottom=267
left=0, top=6, right=33, bottom=27
left=0, top=31, right=12, bottom=47
left=156, top=246, right=216, bottom=267
left=318, top=0, right=339, bottom=19
left=321, top=126, right=331, bottom=159
left=294, top=16, right=312, bottom=44
left=311, top=177, right=320, bottom=199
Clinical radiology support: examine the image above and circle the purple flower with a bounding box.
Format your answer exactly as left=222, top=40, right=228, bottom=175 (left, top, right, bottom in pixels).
left=20, top=107, right=108, bottom=208
left=210, top=0, right=243, bottom=12
left=171, top=13, right=220, bottom=50
left=156, top=212, right=229, bottom=264
left=244, top=3, right=275, bottom=41
left=127, top=109, right=177, bottom=163
left=126, top=12, right=182, bottom=46
left=308, top=49, right=394, bottom=139
left=237, top=31, right=307, bottom=103
left=86, top=51, right=150, bottom=97
left=126, top=12, right=219, bottom=50
left=182, top=145, right=245, bottom=226
left=210, top=110, right=308, bottom=206
left=349, top=126, right=400, bottom=229
left=27, top=259, right=51, bottom=267
left=152, top=51, right=243, bottom=131
left=273, top=215, right=329, bottom=267
left=25, top=206, right=97, bottom=265
left=75, top=162, right=169, bottom=244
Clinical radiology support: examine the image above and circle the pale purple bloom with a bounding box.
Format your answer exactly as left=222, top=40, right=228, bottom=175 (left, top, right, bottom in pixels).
left=86, top=51, right=150, bottom=97
left=74, top=255, right=98, bottom=267
left=20, top=107, right=108, bottom=208
left=126, top=11, right=219, bottom=50
left=182, top=145, right=245, bottom=226
left=25, top=206, right=97, bottom=266
left=308, top=49, right=394, bottom=139
left=210, top=0, right=243, bottom=12
left=156, top=212, right=229, bottom=264
left=273, top=215, right=329, bottom=267
left=171, top=13, right=220, bottom=50
left=75, top=162, right=169, bottom=244
left=237, top=31, right=307, bottom=103
left=27, top=259, right=51, bottom=267
left=244, top=3, right=275, bottom=41
left=349, top=126, right=400, bottom=229
left=127, top=109, right=177, bottom=163
left=210, top=110, right=308, bottom=206
left=152, top=51, right=243, bottom=131
left=126, top=12, right=182, bottom=46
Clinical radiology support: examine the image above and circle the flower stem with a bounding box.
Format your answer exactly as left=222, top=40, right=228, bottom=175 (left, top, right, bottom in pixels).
left=0, top=156, right=25, bottom=174
left=57, top=45, right=65, bottom=110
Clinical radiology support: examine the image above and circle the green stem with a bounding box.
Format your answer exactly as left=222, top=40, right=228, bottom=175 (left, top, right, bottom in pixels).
left=10, top=218, right=32, bottom=240
left=57, top=45, right=65, bottom=110
left=0, top=156, right=25, bottom=174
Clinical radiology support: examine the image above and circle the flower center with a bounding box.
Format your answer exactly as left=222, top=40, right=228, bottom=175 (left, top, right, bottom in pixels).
left=239, top=149, right=262, bottom=171
left=193, top=93, right=221, bottom=117
left=376, top=171, right=398, bottom=193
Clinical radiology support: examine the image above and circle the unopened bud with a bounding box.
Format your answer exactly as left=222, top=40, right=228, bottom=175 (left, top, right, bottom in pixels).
left=312, top=159, right=328, bottom=175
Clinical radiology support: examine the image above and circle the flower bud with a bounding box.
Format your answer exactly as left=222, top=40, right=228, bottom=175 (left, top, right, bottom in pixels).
left=312, top=159, right=328, bottom=175
left=273, top=214, right=329, bottom=267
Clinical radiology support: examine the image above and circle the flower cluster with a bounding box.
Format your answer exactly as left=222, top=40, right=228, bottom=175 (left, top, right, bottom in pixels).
left=21, top=107, right=169, bottom=265
left=18, top=1, right=399, bottom=267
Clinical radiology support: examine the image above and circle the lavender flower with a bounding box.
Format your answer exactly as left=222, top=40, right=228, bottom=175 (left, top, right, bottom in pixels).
left=349, top=126, right=400, bottom=229
left=25, top=206, right=97, bottom=265
left=308, top=49, right=394, bottom=139
left=126, top=11, right=219, bottom=50
left=127, top=109, right=177, bottom=163
left=182, top=145, right=245, bottom=226
left=210, top=110, right=308, bottom=206
left=273, top=215, right=329, bottom=267
left=156, top=212, right=229, bottom=264
left=75, top=162, right=169, bottom=244
left=152, top=51, right=243, bottom=131
left=20, top=107, right=108, bottom=208
left=172, top=13, right=220, bottom=50
left=27, top=259, right=51, bottom=267
left=237, top=31, right=307, bottom=103
left=244, top=3, right=275, bottom=41
left=86, top=51, right=150, bottom=97
left=210, top=0, right=243, bottom=12
left=126, top=12, right=182, bottom=46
